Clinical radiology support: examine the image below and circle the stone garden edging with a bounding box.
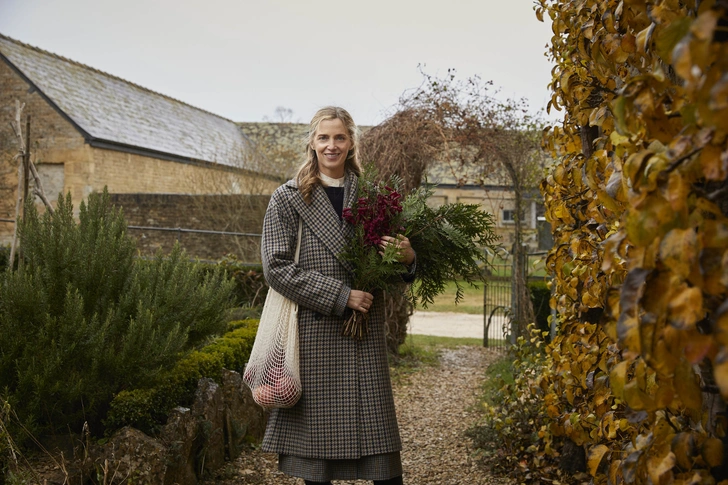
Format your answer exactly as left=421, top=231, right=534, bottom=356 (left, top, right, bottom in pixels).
left=89, top=370, right=267, bottom=485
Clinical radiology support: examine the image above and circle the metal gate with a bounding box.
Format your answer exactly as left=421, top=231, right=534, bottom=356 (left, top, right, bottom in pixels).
left=482, top=250, right=513, bottom=348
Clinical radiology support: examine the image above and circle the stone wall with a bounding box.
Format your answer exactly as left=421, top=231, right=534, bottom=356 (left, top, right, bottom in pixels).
left=109, top=193, right=271, bottom=262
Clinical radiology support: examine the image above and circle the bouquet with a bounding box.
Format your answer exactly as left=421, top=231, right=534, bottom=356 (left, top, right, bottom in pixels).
left=341, top=180, right=408, bottom=338
left=340, top=170, right=498, bottom=339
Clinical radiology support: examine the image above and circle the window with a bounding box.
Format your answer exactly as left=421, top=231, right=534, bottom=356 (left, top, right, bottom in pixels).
left=502, top=209, right=517, bottom=223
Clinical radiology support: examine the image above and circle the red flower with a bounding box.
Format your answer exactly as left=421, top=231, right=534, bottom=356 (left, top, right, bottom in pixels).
left=346, top=185, right=403, bottom=247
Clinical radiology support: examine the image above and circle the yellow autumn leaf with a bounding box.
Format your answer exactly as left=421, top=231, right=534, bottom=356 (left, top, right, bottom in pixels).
left=671, top=35, right=693, bottom=82
left=660, top=228, right=699, bottom=280
left=655, top=16, right=692, bottom=62
left=699, top=143, right=727, bottom=181
left=702, top=437, right=724, bottom=468
left=703, top=220, right=728, bottom=249
left=715, top=303, right=728, bottom=347
left=647, top=449, right=677, bottom=485
left=709, top=71, right=728, bottom=111
left=610, top=360, right=628, bottom=400
left=691, top=9, right=718, bottom=42
left=619, top=418, right=631, bottom=431
left=684, top=332, right=715, bottom=364
left=674, top=357, right=703, bottom=413
left=609, top=459, right=623, bottom=485
left=654, top=379, right=676, bottom=410
left=622, top=33, right=637, bottom=54
left=637, top=22, right=656, bottom=53
left=624, top=195, right=678, bottom=247
left=666, top=170, right=690, bottom=213
left=667, top=284, right=704, bottom=330
left=624, top=378, right=651, bottom=410
left=672, top=432, right=695, bottom=471
left=712, top=348, right=728, bottom=401
left=535, top=6, right=544, bottom=22
left=588, top=444, right=610, bottom=476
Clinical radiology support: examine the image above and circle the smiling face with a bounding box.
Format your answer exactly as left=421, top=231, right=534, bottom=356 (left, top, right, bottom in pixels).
left=311, top=118, right=353, bottom=179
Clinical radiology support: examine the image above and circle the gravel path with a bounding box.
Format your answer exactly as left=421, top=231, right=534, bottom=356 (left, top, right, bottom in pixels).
left=205, top=346, right=512, bottom=485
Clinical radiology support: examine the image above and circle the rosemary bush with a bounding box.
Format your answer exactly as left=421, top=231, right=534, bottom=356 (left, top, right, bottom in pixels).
left=0, top=190, right=235, bottom=437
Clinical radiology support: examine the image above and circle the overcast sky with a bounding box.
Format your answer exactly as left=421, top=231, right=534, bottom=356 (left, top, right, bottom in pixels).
left=0, top=0, right=556, bottom=127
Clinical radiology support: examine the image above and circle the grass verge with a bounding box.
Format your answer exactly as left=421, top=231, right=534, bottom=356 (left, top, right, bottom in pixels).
left=477, top=353, right=515, bottom=406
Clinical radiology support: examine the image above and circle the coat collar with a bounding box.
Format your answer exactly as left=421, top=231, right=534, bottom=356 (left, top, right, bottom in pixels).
left=286, top=171, right=358, bottom=276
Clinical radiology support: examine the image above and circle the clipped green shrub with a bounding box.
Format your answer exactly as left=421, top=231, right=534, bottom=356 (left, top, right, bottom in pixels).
left=0, top=190, right=236, bottom=437
left=105, top=319, right=259, bottom=434
left=528, top=280, right=551, bottom=340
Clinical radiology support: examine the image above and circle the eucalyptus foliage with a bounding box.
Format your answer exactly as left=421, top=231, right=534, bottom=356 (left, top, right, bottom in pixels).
left=0, top=189, right=235, bottom=436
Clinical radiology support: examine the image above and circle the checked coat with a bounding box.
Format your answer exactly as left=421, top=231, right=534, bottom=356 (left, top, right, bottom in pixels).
left=259, top=171, right=402, bottom=461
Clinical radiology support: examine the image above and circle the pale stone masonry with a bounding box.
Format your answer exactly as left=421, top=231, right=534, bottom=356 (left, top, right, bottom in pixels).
left=0, top=33, right=278, bottom=246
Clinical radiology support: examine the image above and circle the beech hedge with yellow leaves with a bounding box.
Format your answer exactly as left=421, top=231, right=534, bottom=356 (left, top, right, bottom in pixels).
left=524, top=1, right=728, bottom=484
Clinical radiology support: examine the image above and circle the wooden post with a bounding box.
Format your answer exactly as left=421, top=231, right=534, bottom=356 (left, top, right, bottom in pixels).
left=17, top=116, right=30, bottom=271
left=23, top=116, right=30, bottom=202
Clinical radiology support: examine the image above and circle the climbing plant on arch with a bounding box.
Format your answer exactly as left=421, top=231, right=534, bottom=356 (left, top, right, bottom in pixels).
left=534, top=0, right=728, bottom=484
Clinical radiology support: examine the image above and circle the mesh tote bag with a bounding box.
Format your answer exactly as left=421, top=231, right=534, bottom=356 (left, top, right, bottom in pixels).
left=243, top=219, right=303, bottom=409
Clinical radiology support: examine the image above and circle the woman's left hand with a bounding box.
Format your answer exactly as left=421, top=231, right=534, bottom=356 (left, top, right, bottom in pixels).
left=379, top=234, right=415, bottom=266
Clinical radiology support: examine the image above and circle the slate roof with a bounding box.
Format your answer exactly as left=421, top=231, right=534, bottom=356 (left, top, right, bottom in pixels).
left=0, top=33, right=247, bottom=167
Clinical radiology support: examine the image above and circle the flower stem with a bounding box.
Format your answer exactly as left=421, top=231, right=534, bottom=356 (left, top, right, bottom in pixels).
left=342, top=310, right=369, bottom=340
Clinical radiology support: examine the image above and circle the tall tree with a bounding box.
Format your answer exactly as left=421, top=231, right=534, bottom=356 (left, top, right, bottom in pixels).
left=361, top=71, right=548, bottom=345
left=403, top=71, right=548, bottom=338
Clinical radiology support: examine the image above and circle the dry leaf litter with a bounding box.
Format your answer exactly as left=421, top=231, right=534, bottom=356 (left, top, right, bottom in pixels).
left=204, top=345, right=513, bottom=485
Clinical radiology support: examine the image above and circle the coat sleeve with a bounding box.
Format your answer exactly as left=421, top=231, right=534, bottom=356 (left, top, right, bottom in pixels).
left=261, top=187, right=350, bottom=317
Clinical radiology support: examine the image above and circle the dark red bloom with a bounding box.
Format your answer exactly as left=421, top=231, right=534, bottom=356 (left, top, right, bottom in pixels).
left=345, top=184, right=403, bottom=247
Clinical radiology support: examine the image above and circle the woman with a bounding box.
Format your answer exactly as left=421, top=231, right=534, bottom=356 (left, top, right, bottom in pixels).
left=260, top=106, right=414, bottom=485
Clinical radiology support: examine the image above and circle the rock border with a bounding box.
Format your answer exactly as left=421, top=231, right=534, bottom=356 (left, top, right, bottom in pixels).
left=21, top=369, right=267, bottom=485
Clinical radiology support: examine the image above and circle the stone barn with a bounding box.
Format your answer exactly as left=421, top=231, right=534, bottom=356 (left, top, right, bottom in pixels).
left=0, top=33, right=279, bottom=260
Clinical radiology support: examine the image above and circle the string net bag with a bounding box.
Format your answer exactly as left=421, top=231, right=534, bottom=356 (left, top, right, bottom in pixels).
left=243, top=220, right=302, bottom=409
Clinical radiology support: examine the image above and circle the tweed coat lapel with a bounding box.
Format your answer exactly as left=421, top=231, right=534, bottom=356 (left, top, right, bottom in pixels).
left=341, top=171, right=357, bottom=243
left=287, top=172, right=358, bottom=276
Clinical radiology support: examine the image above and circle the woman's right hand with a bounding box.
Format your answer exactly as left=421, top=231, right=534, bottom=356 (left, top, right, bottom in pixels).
left=347, top=290, right=374, bottom=313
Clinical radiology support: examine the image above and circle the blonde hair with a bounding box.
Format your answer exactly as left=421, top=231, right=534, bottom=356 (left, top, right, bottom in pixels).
left=296, top=106, right=362, bottom=204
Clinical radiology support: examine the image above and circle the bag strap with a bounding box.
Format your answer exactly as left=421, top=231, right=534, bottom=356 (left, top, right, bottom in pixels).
left=294, top=218, right=303, bottom=264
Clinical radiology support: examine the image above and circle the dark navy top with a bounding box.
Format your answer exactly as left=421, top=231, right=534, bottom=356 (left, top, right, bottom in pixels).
left=324, top=186, right=345, bottom=220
